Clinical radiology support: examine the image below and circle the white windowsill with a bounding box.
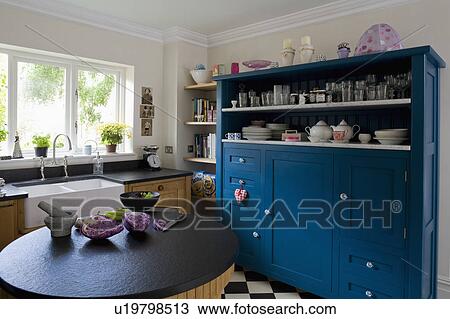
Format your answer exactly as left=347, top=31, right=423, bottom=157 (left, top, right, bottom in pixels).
left=0, top=152, right=138, bottom=170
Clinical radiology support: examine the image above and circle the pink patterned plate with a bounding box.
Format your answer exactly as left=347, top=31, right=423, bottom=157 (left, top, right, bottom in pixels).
left=242, top=60, right=275, bottom=70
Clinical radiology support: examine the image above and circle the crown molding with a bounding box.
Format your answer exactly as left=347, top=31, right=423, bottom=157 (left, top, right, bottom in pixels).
left=164, top=27, right=208, bottom=48
left=207, top=0, right=418, bottom=47
left=0, top=0, right=164, bottom=42
left=0, top=0, right=418, bottom=48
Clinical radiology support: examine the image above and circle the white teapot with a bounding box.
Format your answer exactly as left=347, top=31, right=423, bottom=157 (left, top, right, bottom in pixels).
left=331, top=120, right=360, bottom=141
left=305, top=120, right=333, bottom=141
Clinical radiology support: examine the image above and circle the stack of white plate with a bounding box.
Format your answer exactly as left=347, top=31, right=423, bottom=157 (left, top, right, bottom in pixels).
left=374, top=129, right=409, bottom=145
left=266, top=123, right=289, bottom=140
left=242, top=126, right=272, bottom=141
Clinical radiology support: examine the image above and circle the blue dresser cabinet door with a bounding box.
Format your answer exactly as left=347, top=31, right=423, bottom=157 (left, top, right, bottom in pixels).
left=263, top=150, right=334, bottom=295
left=334, top=155, right=408, bottom=249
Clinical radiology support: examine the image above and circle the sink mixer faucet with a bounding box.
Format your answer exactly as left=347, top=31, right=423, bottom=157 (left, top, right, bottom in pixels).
left=39, top=156, right=46, bottom=181
left=52, top=134, right=73, bottom=166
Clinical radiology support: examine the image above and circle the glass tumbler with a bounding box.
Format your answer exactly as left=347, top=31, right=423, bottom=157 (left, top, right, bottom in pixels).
left=376, top=82, right=388, bottom=100
left=239, top=92, right=248, bottom=107
left=366, top=85, right=377, bottom=100
left=274, top=85, right=283, bottom=105
left=342, top=81, right=354, bottom=102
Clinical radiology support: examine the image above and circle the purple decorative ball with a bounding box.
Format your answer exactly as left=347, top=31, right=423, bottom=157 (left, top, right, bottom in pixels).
left=124, top=212, right=151, bottom=232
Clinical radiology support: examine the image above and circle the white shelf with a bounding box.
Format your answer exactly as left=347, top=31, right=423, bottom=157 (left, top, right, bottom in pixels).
left=222, top=99, right=411, bottom=113
left=184, top=122, right=216, bottom=126
left=184, top=157, right=216, bottom=164
left=222, top=139, right=411, bottom=151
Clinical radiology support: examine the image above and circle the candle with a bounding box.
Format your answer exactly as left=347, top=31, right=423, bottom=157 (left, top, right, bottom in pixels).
left=283, top=39, right=292, bottom=50
left=301, top=36, right=312, bottom=46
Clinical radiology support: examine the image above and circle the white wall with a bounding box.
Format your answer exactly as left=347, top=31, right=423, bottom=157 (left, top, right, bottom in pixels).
left=207, top=0, right=450, bottom=298
left=0, top=3, right=166, bottom=158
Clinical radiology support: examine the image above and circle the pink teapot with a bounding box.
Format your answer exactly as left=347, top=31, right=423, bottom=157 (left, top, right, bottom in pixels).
left=331, top=120, right=360, bottom=141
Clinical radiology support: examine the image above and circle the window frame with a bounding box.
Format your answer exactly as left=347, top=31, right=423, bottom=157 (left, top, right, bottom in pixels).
left=0, top=47, right=127, bottom=157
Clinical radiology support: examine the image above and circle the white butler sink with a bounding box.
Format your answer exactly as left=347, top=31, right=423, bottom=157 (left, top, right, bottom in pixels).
left=17, top=178, right=124, bottom=229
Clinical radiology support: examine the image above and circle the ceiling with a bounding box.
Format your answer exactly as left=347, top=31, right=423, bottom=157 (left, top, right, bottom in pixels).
left=52, top=0, right=337, bottom=35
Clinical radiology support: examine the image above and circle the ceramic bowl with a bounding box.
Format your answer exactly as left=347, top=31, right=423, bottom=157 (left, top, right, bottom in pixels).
left=375, top=138, right=408, bottom=145
left=124, top=212, right=151, bottom=233
left=374, top=129, right=408, bottom=139
left=190, top=70, right=212, bottom=84
left=80, top=215, right=124, bottom=240
left=359, top=134, right=372, bottom=144
left=120, top=192, right=160, bottom=212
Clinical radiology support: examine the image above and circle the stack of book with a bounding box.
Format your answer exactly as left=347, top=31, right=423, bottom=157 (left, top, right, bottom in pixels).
left=192, top=98, right=217, bottom=122
left=194, top=133, right=216, bottom=159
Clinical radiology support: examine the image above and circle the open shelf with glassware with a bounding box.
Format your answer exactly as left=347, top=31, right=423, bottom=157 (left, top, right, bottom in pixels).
left=213, top=46, right=445, bottom=299
left=222, top=98, right=411, bottom=113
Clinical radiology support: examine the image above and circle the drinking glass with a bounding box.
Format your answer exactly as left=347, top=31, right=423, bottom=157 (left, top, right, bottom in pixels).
left=266, top=91, right=274, bottom=105
left=366, top=85, right=376, bottom=100
left=376, top=82, right=388, bottom=100
left=354, top=89, right=365, bottom=101
left=342, top=81, right=354, bottom=102
left=239, top=92, right=248, bottom=107
left=274, top=85, right=283, bottom=105
left=335, top=82, right=343, bottom=102
left=366, top=74, right=377, bottom=85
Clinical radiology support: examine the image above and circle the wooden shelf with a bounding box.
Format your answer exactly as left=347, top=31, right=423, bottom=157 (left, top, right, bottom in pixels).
left=222, top=139, right=411, bottom=151
left=222, top=99, right=411, bottom=113
left=184, top=157, right=216, bottom=164
left=184, top=82, right=217, bottom=91
left=184, top=122, right=216, bottom=126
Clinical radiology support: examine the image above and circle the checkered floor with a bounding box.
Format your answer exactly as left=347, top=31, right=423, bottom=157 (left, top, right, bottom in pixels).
left=221, top=265, right=321, bottom=299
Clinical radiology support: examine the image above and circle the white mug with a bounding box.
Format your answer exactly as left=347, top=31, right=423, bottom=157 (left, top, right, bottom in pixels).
left=359, top=133, right=372, bottom=144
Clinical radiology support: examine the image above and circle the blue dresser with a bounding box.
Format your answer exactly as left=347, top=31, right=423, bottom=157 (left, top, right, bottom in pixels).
left=214, top=46, right=445, bottom=298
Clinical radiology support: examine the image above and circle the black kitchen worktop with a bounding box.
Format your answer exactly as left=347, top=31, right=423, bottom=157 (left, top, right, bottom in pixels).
left=102, top=168, right=192, bottom=184
left=0, top=162, right=192, bottom=201
left=0, top=210, right=238, bottom=298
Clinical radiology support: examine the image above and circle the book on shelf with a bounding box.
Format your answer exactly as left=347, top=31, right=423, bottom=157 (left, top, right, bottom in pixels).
left=194, top=133, right=216, bottom=159
left=192, top=98, right=217, bottom=122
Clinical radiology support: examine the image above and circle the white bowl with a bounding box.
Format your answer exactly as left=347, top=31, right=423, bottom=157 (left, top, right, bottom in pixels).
left=374, top=129, right=408, bottom=139
left=190, top=70, right=212, bottom=84
left=375, top=138, right=408, bottom=145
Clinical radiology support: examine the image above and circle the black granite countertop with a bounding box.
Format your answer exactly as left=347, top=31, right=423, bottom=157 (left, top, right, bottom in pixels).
left=0, top=210, right=238, bottom=298
left=0, top=167, right=192, bottom=202
left=102, top=168, right=192, bottom=185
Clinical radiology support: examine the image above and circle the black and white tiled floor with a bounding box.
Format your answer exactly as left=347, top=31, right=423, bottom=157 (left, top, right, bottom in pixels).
left=221, top=265, right=321, bottom=299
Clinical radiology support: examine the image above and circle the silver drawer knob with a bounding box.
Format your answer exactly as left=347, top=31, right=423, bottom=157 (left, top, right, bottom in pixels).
left=252, top=232, right=260, bottom=238
left=366, top=261, right=374, bottom=269
left=365, top=290, right=373, bottom=298
left=340, top=193, right=349, bottom=200
left=264, top=209, right=272, bottom=216
left=239, top=179, right=245, bottom=185
left=239, top=158, right=245, bottom=164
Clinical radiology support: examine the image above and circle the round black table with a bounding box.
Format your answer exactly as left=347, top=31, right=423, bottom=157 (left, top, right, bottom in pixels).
left=0, top=213, right=238, bottom=298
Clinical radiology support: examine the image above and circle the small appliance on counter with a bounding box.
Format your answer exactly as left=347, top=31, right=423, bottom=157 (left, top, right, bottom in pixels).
left=143, top=145, right=161, bottom=171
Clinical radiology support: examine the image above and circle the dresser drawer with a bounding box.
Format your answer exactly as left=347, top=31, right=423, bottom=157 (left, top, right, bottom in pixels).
left=224, top=148, right=260, bottom=173
left=340, top=240, right=405, bottom=285
left=224, top=171, right=261, bottom=195
left=339, top=240, right=405, bottom=298
left=340, top=274, right=401, bottom=298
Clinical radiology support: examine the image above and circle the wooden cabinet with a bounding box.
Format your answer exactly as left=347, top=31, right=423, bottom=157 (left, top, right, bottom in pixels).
left=0, top=200, right=21, bottom=251
left=125, top=176, right=192, bottom=211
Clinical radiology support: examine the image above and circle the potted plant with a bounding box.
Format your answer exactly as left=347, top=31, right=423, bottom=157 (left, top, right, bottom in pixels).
left=32, top=134, right=51, bottom=157
left=98, top=123, right=131, bottom=153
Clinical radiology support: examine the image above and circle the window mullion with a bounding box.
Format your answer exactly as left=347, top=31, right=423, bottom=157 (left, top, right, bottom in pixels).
left=7, top=54, right=17, bottom=154
left=70, top=64, right=79, bottom=153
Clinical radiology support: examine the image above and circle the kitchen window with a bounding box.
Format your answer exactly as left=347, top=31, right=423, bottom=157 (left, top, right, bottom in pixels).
left=0, top=46, right=127, bottom=157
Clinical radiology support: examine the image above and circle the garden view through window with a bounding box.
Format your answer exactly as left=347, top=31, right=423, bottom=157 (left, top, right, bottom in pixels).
left=0, top=47, right=124, bottom=157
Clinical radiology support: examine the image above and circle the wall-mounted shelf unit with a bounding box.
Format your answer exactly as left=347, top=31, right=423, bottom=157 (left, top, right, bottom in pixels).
left=184, top=82, right=217, bottom=91
left=184, top=157, right=216, bottom=164
left=222, top=99, right=411, bottom=113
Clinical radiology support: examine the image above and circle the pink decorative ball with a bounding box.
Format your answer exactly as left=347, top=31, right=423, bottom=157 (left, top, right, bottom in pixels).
left=355, top=24, right=403, bottom=56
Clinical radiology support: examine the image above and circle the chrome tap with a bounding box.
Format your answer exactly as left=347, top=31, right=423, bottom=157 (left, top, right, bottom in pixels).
left=52, top=134, right=72, bottom=166
left=39, top=156, right=46, bottom=181
left=63, top=155, right=69, bottom=178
